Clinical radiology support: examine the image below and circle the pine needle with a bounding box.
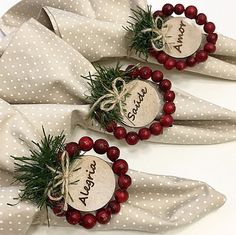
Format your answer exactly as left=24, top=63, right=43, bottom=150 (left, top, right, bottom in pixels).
left=82, top=64, right=136, bottom=128
left=11, top=128, right=66, bottom=209
left=124, top=6, right=156, bottom=59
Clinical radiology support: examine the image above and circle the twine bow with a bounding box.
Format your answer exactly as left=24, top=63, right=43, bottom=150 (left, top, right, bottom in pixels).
left=141, top=16, right=173, bottom=52
left=89, top=77, right=132, bottom=113
left=46, top=151, right=80, bottom=211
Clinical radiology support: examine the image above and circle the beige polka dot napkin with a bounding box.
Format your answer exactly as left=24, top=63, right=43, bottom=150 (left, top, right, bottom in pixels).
left=0, top=18, right=236, bottom=145
left=37, top=6, right=236, bottom=81
left=0, top=20, right=236, bottom=144
left=1, top=0, right=235, bottom=80
left=0, top=2, right=229, bottom=234
left=0, top=98, right=225, bottom=234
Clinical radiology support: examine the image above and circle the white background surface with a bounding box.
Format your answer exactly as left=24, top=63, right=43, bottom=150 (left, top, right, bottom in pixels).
left=1, top=0, right=236, bottom=235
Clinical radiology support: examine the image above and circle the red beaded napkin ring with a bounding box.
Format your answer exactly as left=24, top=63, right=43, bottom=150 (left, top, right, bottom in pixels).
left=85, top=64, right=176, bottom=145
left=10, top=130, right=131, bottom=229
left=125, top=3, right=218, bottom=71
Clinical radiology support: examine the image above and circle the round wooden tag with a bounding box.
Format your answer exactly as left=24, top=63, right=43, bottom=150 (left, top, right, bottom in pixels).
left=163, top=17, right=202, bottom=58
left=68, top=155, right=116, bottom=212
left=121, top=80, right=161, bottom=128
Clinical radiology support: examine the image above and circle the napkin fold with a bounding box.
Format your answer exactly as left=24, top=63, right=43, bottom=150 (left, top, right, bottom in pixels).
left=0, top=18, right=236, bottom=145
left=0, top=0, right=147, bottom=34
left=35, top=6, right=236, bottom=81
left=2, top=1, right=236, bottom=80
left=0, top=99, right=226, bottom=234
left=0, top=2, right=229, bottom=234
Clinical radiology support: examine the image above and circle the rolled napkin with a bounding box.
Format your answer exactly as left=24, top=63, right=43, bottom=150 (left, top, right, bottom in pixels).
left=35, top=5, right=236, bottom=81
left=0, top=0, right=147, bottom=34
left=0, top=19, right=236, bottom=145
left=1, top=0, right=233, bottom=80
left=0, top=99, right=226, bottom=234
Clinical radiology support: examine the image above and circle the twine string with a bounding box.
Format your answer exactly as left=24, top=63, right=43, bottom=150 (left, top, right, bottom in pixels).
left=141, top=16, right=173, bottom=52
left=46, top=151, right=78, bottom=211
left=89, top=77, right=134, bottom=114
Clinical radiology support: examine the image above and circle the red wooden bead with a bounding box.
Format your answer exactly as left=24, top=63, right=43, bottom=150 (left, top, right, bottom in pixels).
left=149, top=122, right=163, bottom=135
left=139, top=66, right=152, bottom=80
left=125, top=132, right=139, bottom=145
left=78, top=136, right=93, bottom=151
left=175, top=60, right=186, bottom=71
left=204, top=22, right=216, bottom=33
left=196, top=13, right=207, bottom=25
left=207, top=33, right=218, bottom=44
left=162, top=3, right=174, bottom=16
left=65, top=142, right=79, bottom=157
left=185, top=5, right=198, bottom=19
left=115, top=189, right=129, bottom=203
left=195, top=50, right=208, bottom=62
left=105, top=121, right=117, bottom=133
left=164, top=58, right=176, bottom=70
left=153, top=10, right=164, bottom=18
left=112, top=159, right=128, bottom=175
left=96, top=209, right=111, bottom=224
left=52, top=202, right=66, bottom=217
left=126, top=65, right=139, bottom=78
left=108, top=200, right=121, bottom=214
left=156, top=52, right=169, bottom=64
left=118, top=174, right=132, bottom=189
left=204, top=42, right=216, bottom=53
left=138, top=128, right=151, bottom=140
left=164, top=90, right=175, bottom=102
left=113, top=126, right=127, bottom=139
left=93, top=139, right=109, bottom=154
left=66, top=209, right=81, bottom=225
left=81, top=214, right=97, bottom=229
left=149, top=49, right=160, bottom=58
left=163, top=102, right=176, bottom=114
left=151, top=70, right=163, bottom=82
left=107, top=146, right=120, bottom=162
left=174, top=4, right=185, bottom=15
left=160, top=79, right=172, bottom=91
left=186, top=56, right=197, bottom=67
left=160, top=114, right=174, bottom=127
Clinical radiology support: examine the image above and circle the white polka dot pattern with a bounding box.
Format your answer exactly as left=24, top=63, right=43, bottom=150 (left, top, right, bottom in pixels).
left=37, top=7, right=128, bottom=62
left=188, top=35, right=236, bottom=79
left=42, top=172, right=225, bottom=233
left=0, top=186, right=40, bottom=235
left=0, top=0, right=147, bottom=34
left=23, top=4, right=236, bottom=81
left=0, top=1, right=230, bottom=234
left=0, top=19, right=94, bottom=104
left=85, top=87, right=236, bottom=145
left=1, top=0, right=236, bottom=81
left=0, top=31, right=15, bottom=57
left=0, top=19, right=236, bottom=145
left=0, top=98, right=226, bottom=234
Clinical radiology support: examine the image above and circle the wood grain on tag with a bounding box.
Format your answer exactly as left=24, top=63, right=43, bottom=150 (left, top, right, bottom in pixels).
left=121, top=80, right=161, bottom=127
left=68, top=155, right=115, bottom=212
left=164, top=17, right=202, bottom=58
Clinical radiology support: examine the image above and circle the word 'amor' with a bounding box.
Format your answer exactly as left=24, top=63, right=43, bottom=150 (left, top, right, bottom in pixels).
left=173, top=20, right=186, bottom=54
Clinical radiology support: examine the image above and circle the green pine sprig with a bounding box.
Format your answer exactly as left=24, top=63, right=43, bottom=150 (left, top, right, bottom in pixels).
left=124, top=6, right=164, bottom=59
left=82, top=64, right=136, bottom=128
left=11, top=128, right=70, bottom=209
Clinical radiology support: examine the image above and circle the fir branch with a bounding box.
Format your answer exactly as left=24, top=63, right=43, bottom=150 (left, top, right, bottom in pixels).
left=124, top=6, right=157, bottom=59
left=82, top=64, right=136, bottom=128
left=11, top=128, right=67, bottom=209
